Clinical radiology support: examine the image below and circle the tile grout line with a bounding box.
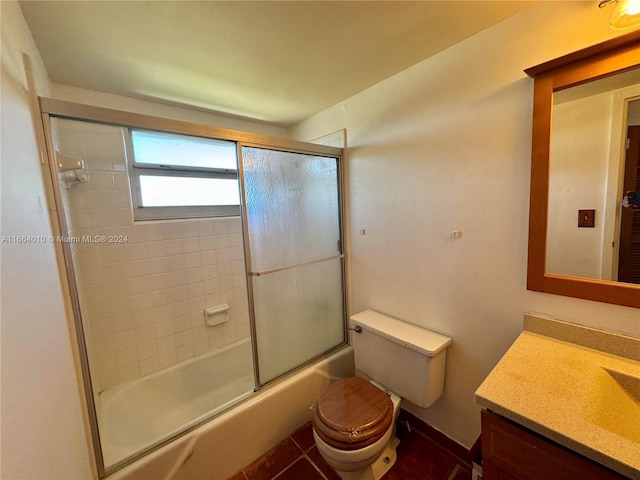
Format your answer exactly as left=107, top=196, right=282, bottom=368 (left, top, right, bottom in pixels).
left=287, top=432, right=330, bottom=480
left=302, top=452, right=330, bottom=480
left=269, top=455, right=302, bottom=480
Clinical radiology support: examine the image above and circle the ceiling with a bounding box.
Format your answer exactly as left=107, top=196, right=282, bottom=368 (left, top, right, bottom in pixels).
left=20, top=1, right=538, bottom=127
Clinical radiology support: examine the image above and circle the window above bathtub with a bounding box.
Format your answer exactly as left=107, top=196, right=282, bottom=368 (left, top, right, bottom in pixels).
left=126, top=129, right=240, bottom=220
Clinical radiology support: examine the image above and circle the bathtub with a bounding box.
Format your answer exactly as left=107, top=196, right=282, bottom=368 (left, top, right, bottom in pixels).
left=99, top=339, right=255, bottom=468
left=107, top=344, right=354, bottom=480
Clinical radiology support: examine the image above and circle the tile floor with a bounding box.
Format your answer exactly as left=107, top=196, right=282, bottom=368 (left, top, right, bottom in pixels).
left=228, top=416, right=472, bottom=480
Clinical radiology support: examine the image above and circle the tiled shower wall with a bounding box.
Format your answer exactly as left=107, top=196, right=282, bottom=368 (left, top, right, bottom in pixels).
left=54, top=118, right=250, bottom=392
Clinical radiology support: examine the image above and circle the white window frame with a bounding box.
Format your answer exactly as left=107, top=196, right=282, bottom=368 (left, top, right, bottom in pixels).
left=125, top=128, right=241, bottom=221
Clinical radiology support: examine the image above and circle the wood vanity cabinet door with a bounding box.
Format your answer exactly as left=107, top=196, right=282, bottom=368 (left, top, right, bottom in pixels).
left=481, top=410, right=628, bottom=480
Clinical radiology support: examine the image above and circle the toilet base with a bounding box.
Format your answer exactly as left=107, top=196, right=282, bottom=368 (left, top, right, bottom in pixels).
left=334, top=436, right=400, bottom=480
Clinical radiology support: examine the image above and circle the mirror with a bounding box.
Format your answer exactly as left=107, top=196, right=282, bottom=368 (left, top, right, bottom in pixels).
left=547, top=69, right=640, bottom=281
left=526, top=30, right=640, bottom=308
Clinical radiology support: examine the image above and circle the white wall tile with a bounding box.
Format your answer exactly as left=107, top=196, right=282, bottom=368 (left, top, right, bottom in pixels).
left=203, top=279, right=219, bottom=295
left=113, top=171, right=129, bottom=190
left=174, top=330, right=192, bottom=348
left=112, top=331, right=135, bottom=351
left=187, top=282, right=204, bottom=299
left=89, top=171, right=114, bottom=190
left=156, top=335, right=176, bottom=354
left=217, top=262, right=232, bottom=277
left=197, top=220, right=214, bottom=236
left=135, top=325, right=156, bottom=344
left=128, top=293, right=151, bottom=312
left=123, top=243, right=146, bottom=261
left=108, top=297, right=131, bottom=317
left=125, top=259, right=147, bottom=278
left=193, top=337, right=209, bottom=356
left=132, top=309, right=154, bottom=329
left=172, top=315, right=191, bottom=334
left=202, top=264, right=218, bottom=280
left=93, top=209, right=120, bottom=227
left=94, top=351, right=116, bottom=373
left=200, top=250, right=217, bottom=266
left=121, top=226, right=146, bottom=244
left=185, top=267, right=203, bottom=284
left=183, top=253, right=201, bottom=269
left=84, top=301, right=109, bottom=322
left=213, top=218, right=230, bottom=234
left=100, top=245, right=125, bottom=264
left=90, top=318, right=111, bottom=339
left=85, top=151, right=113, bottom=171
left=110, top=314, right=133, bottom=334
left=157, top=350, right=177, bottom=369
left=182, top=237, right=200, bottom=254
left=144, top=223, right=164, bottom=242
left=97, top=370, right=118, bottom=391
left=137, top=340, right=158, bottom=360
left=176, top=344, right=194, bottom=362
left=84, top=131, right=111, bottom=152
left=62, top=123, right=250, bottom=393
left=115, top=347, right=137, bottom=367
left=155, top=320, right=173, bottom=339
left=162, top=222, right=183, bottom=240
left=139, top=356, right=159, bottom=376
left=181, top=221, right=199, bottom=238
left=116, top=363, right=139, bottom=383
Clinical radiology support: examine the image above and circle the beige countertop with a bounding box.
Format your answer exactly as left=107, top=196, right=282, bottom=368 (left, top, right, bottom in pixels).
left=475, top=314, right=640, bottom=480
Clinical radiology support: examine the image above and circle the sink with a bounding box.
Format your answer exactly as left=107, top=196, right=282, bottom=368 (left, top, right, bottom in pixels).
left=604, top=368, right=640, bottom=405
left=585, top=367, right=640, bottom=443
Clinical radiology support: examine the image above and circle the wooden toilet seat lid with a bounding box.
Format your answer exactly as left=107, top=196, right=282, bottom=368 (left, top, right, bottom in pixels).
left=312, top=377, right=393, bottom=450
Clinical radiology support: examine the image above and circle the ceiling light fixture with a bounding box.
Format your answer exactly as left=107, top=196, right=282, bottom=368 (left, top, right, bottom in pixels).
left=599, top=0, right=640, bottom=30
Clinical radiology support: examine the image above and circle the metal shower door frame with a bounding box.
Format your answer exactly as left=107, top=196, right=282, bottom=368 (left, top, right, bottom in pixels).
left=236, top=142, right=348, bottom=390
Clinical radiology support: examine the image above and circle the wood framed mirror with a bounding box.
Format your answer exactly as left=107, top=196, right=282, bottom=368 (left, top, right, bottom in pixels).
left=526, top=30, right=640, bottom=308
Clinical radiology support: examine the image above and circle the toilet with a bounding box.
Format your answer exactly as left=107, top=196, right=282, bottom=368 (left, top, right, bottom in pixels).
left=312, top=309, right=451, bottom=480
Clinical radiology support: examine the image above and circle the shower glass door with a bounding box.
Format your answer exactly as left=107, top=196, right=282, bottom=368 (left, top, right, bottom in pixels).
left=240, top=146, right=345, bottom=385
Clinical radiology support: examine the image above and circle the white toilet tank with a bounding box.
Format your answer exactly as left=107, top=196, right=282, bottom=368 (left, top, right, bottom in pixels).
left=350, top=310, right=451, bottom=408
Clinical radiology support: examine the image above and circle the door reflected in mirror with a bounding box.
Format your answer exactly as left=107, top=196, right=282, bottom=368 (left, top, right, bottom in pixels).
left=546, top=68, right=640, bottom=284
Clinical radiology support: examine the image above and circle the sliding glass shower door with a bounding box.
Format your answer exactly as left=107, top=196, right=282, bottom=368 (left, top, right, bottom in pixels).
left=240, top=146, right=345, bottom=385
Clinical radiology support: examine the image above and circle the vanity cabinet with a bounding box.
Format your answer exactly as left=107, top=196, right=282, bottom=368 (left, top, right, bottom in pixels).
left=480, top=410, right=628, bottom=480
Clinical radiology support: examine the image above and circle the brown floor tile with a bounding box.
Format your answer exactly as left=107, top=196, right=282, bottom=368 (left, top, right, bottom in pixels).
left=381, top=470, right=404, bottom=480
left=449, top=465, right=472, bottom=480
left=386, top=432, right=459, bottom=480
left=276, top=458, right=325, bottom=480
left=243, top=438, right=303, bottom=480
left=307, top=445, right=341, bottom=480
left=231, top=416, right=473, bottom=480
left=291, top=422, right=316, bottom=452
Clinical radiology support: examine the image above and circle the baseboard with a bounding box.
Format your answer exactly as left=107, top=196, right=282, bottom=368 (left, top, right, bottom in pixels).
left=396, top=409, right=480, bottom=468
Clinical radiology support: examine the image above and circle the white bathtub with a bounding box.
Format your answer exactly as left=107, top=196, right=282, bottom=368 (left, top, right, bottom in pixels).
left=99, top=339, right=255, bottom=467
left=107, top=344, right=354, bottom=480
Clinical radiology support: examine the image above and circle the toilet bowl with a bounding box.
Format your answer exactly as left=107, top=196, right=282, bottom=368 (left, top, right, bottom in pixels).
left=311, top=310, right=452, bottom=480
left=312, top=377, right=402, bottom=480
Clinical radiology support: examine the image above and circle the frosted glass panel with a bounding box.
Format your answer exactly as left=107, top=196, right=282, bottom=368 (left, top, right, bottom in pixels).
left=253, top=259, right=345, bottom=383
left=242, top=147, right=341, bottom=272
left=241, top=146, right=345, bottom=385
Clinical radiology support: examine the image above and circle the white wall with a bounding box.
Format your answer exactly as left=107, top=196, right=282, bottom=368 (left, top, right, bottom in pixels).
left=292, top=1, right=640, bottom=449
left=0, top=1, right=94, bottom=478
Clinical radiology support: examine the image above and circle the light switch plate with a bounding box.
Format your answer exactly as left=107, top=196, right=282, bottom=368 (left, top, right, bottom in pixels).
left=578, top=209, right=595, bottom=228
